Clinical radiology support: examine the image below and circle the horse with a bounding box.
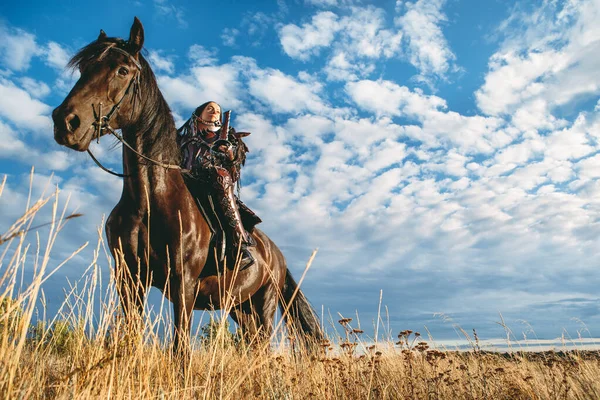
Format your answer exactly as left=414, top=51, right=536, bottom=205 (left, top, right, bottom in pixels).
left=52, top=17, right=322, bottom=351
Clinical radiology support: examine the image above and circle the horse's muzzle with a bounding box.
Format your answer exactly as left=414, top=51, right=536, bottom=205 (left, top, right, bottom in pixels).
left=52, top=106, right=87, bottom=150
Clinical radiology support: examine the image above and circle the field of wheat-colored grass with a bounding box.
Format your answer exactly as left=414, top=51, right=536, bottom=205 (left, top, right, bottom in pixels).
left=2, top=174, right=600, bottom=399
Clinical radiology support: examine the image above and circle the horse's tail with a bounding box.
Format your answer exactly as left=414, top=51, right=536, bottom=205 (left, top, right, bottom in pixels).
left=279, top=268, right=324, bottom=343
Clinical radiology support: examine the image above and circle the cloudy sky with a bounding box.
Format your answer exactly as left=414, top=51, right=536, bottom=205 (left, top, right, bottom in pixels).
left=1, top=0, right=600, bottom=342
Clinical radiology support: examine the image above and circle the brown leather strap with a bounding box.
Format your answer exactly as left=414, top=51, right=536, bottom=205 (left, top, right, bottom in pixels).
left=87, top=149, right=128, bottom=178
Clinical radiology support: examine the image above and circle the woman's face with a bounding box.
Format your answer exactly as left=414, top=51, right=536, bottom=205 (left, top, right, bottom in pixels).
left=200, top=102, right=221, bottom=124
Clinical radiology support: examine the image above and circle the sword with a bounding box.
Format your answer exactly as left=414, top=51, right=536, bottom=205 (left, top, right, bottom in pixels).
left=219, top=110, right=230, bottom=141
left=211, top=110, right=234, bottom=161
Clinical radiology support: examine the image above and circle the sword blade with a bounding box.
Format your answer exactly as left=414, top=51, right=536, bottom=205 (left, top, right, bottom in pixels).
left=220, top=110, right=231, bottom=141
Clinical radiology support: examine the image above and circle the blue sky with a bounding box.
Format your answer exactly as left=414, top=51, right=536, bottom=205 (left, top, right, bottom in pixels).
left=2, top=0, right=600, bottom=343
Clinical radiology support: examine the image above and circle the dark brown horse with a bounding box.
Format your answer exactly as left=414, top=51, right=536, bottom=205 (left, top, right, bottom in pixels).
left=52, top=17, right=322, bottom=350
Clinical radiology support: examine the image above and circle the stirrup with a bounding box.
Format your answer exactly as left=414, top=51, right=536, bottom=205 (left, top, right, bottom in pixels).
left=245, top=232, right=257, bottom=247
left=234, top=246, right=255, bottom=271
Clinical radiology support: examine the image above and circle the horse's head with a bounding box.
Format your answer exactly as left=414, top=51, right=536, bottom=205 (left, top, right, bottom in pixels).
left=53, top=17, right=145, bottom=151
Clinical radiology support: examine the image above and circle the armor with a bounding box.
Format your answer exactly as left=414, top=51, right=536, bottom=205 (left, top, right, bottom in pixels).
left=178, top=114, right=258, bottom=270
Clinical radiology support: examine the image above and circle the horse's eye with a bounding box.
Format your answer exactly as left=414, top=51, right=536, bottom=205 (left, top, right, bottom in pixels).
left=118, top=67, right=129, bottom=76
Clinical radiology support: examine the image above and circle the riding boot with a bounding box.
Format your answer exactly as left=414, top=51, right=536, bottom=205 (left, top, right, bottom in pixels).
left=214, top=168, right=255, bottom=270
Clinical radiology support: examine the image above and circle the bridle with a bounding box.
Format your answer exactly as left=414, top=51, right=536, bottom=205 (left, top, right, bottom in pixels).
left=87, top=46, right=186, bottom=177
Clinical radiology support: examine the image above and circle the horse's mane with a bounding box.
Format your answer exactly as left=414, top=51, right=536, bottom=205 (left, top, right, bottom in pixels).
left=68, top=38, right=180, bottom=164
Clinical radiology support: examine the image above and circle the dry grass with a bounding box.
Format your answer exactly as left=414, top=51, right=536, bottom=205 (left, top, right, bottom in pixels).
left=2, top=173, right=600, bottom=399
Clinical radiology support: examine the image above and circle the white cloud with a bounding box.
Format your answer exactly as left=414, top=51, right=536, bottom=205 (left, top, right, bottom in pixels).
left=394, top=0, right=456, bottom=80
left=346, top=79, right=508, bottom=153
left=304, top=0, right=363, bottom=6
left=576, top=154, right=600, bottom=180
left=237, top=113, right=296, bottom=183
left=189, top=64, right=243, bottom=109
left=476, top=0, right=600, bottom=121
left=279, top=7, right=403, bottom=81
left=511, top=98, right=568, bottom=132
left=323, top=51, right=361, bottom=81
left=284, top=114, right=334, bottom=145
left=339, top=6, right=403, bottom=59
left=429, top=150, right=470, bottom=178
left=476, top=50, right=564, bottom=116
left=248, top=69, right=327, bottom=114
left=41, top=41, right=78, bottom=96
left=0, top=120, right=28, bottom=156
left=158, top=64, right=243, bottom=112
left=543, top=114, right=595, bottom=161
left=43, top=41, right=71, bottom=71
left=0, top=119, right=72, bottom=171
left=345, top=167, right=404, bottom=216
left=188, top=45, right=218, bottom=67
left=418, top=110, right=507, bottom=154
left=157, top=75, right=202, bottom=111
left=38, top=150, right=73, bottom=171
left=494, top=136, right=545, bottom=166
left=0, top=23, right=74, bottom=95
left=345, top=79, right=446, bottom=117
left=305, top=0, right=337, bottom=6
left=334, top=116, right=404, bottom=150
left=67, top=165, right=122, bottom=205
left=0, top=23, right=40, bottom=71
left=362, top=139, right=407, bottom=173
left=156, top=55, right=337, bottom=119
left=148, top=50, right=175, bottom=74
left=0, top=78, right=52, bottom=132
left=18, top=77, right=51, bottom=98
left=279, top=11, right=340, bottom=61
left=221, top=28, right=240, bottom=47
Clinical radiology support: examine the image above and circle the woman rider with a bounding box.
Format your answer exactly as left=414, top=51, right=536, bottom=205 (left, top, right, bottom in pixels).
left=177, top=101, right=259, bottom=270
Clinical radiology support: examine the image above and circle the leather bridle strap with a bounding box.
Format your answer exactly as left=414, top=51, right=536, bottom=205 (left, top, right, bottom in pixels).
left=109, top=47, right=142, bottom=69
left=87, top=126, right=189, bottom=178
left=87, top=149, right=128, bottom=178
left=108, top=127, right=189, bottom=173
left=88, top=46, right=188, bottom=177
left=91, top=70, right=139, bottom=143
left=87, top=128, right=189, bottom=178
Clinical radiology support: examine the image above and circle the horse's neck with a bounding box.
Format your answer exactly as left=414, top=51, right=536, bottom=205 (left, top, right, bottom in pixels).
left=120, top=125, right=180, bottom=206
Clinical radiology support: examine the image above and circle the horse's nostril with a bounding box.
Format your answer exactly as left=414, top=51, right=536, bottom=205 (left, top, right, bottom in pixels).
left=65, top=114, right=80, bottom=132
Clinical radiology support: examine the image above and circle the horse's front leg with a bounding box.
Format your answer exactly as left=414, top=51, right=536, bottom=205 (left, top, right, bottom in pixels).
left=107, top=212, right=150, bottom=326
left=169, top=220, right=207, bottom=357
left=114, top=246, right=150, bottom=324
left=171, top=275, right=196, bottom=357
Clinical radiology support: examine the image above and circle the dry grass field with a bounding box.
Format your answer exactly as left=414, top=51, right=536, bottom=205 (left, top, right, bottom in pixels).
left=2, top=175, right=600, bottom=400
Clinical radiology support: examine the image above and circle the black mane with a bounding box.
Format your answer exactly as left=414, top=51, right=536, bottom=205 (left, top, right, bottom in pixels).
left=68, top=38, right=180, bottom=164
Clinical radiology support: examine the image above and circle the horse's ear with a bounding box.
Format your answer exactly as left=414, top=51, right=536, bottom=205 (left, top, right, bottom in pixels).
left=97, top=29, right=107, bottom=41
left=128, top=17, right=144, bottom=54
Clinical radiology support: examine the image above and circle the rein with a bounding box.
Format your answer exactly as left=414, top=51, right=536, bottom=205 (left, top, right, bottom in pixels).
left=88, top=46, right=187, bottom=178
left=87, top=149, right=127, bottom=177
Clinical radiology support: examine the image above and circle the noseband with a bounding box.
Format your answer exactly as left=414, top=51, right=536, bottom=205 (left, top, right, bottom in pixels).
left=88, top=46, right=185, bottom=177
